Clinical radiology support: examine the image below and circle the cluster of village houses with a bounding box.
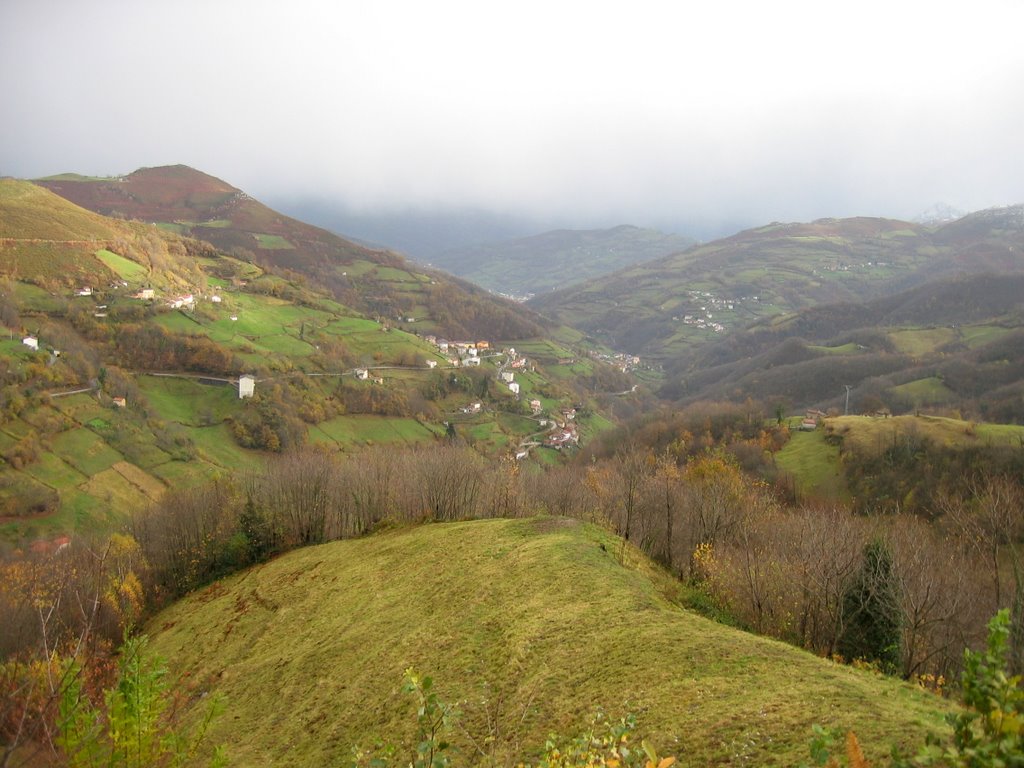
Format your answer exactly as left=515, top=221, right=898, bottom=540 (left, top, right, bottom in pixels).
left=75, top=283, right=231, bottom=316
left=421, top=335, right=531, bottom=397
left=589, top=350, right=642, bottom=373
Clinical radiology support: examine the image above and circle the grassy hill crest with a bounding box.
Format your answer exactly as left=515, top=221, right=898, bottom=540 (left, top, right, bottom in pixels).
left=147, top=517, right=950, bottom=766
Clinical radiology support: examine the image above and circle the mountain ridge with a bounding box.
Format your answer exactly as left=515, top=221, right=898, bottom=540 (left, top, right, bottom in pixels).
left=529, top=208, right=1024, bottom=362
left=427, top=224, right=695, bottom=297
left=36, top=166, right=546, bottom=341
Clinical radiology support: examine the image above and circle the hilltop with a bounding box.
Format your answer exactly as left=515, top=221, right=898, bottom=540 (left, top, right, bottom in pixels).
left=147, top=517, right=950, bottom=767
left=36, top=166, right=544, bottom=341
left=427, top=225, right=695, bottom=298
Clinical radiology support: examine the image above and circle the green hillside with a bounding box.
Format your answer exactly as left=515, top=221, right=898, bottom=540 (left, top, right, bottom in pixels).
left=774, top=413, right=1024, bottom=505
left=428, top=225, right=694, bottom=297
left=36, top=166, right=545, bottom=341
left=147, top=518, right=951, bottom=767
left=530, top=212, right=1024, bottom=362
left=0, top=179, right=627, bottom=541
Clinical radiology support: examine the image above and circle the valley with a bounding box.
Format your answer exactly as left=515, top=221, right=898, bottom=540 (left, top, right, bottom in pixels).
left=3, top=167, right=1024, bottom=767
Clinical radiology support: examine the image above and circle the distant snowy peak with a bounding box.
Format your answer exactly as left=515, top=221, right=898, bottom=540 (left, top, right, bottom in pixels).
left=914, top=202, right=966, bottom=224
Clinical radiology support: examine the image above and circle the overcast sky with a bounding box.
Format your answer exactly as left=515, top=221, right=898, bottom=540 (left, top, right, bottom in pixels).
left=3, top=0, right=1024, bottom=234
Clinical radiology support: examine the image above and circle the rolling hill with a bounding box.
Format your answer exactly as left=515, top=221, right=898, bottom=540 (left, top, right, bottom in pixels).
left=36, top=166, right=545, bottom=341
left=427, top=225, right=695, bottom=298
left=529, top=210, right=1024, bottom=362
left=659, top=271, right=1024, bottom=417
left=0, top=180, right=625, bottom=541
left=147, top=517, right=951, bottom=767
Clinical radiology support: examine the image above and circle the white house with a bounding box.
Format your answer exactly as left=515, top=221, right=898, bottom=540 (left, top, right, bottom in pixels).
left=462, top=356, right=480, bottom=367
left=76, top=287, right=92, bottom=297
left=211, top=295, right=222, bottom=303
left=139, top=288, right=155, bottom=300
left=238, top=375, right=255, bottom=399
left=529, top=399, right=542, bottom=414
left=426, top=360, right=438, bottom=369
left=500, top=371, right=514, bottom=383
left=22, top=336, right=38, bottom=350
left=508, top=382, right=520, bottom=395
left=355, top=368, right=369, bottom=380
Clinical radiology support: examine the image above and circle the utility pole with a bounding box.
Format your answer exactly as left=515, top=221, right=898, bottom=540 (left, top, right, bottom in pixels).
left=844, top=385, right=852, bottom=415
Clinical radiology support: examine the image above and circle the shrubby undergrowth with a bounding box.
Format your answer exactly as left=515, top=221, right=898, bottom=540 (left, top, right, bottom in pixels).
left=3, top=424, right=1024, bottom=764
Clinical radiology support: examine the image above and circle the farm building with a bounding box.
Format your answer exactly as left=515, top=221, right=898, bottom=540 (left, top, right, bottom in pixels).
left=238, top=375, right=256, bottom=399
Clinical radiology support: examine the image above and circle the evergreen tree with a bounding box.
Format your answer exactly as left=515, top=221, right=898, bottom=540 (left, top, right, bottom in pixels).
left=838, top=538, right=903, bottom=673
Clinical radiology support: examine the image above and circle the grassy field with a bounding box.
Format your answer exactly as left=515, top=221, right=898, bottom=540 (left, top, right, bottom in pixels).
left=310, top=415, right=438, bottom=447
left=50, top=427, right=124, bottom=476
left=95, top=248, right=148, bottom=282
left=774, top=427, right=848, bottom=501
left=960, top=324, right=1014, bottom=348
left=890, top=377, right=956, bottom=406
left=253, top=233, right=294, bottom=249
left=147, top=518, right=952, bottom=767
left=138, top=376, right=241, bottom=426
left=888, top=328, right=957, bottom=357
left=806, top=342, right=861, bottom=355
left=825, top=414, right=1024, bottom=455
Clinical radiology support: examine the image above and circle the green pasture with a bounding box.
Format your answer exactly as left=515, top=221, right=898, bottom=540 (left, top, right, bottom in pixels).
left=50, top=427, right=123, bottom=477
left=774, top=428, right=847, bottom=501
left=373, top=266, right=423, bottom=283
left=960, top=324, right=1014, bottom=348
left=890, top=377, right=956, bottom=406
left=138, top=375, right=241, bottom=426
left=12, top=281, right=67, bottom=312
left=311, top=415, right=438, bottom=448
left=253, top=234, right=294, bottom=249
left=185, top=423, right=258, bottom=472
left=578, top=411, right=616, bottom=441
left=23, top=451, right=89, bottom=489
left=154, top=222, right=188, bottom=235
left=95, top=248, right=148, bottom=282
left=888, top=327, right=956, bottom=357
left=464, top=419, right=510, bottom=452
left=50, top=393, right=111, bottom=425
left=807, top=342, right=861, bottom=355
left=149, top=458, right=222, bottom=488
left=825, top=414, right=1024, bottom=455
